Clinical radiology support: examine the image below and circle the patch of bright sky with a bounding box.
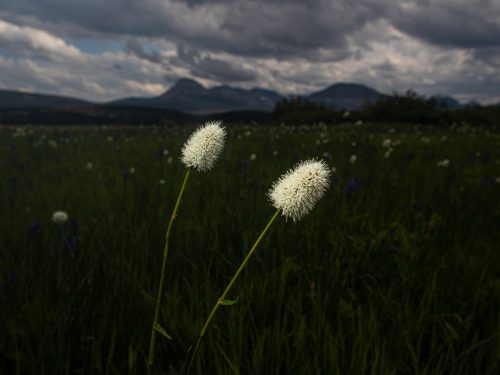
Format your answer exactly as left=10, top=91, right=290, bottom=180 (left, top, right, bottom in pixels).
left=0, top=47, right=13, bottom=57
left=143, top=41, right=164, bottom=54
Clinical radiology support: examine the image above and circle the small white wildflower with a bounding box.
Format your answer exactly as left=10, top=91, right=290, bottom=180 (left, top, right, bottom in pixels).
left=382, top=138, right=392, bottom=148
left=349, top=154, right=357, bottom=164
left=129, top=167, right=136, bottom=174
left=166, top=156, right=173, bottom=165
left=355, top=120, right=363, bottom=126
left=437, top=159, right=450, bottom=167
left=85, top=162, right=93, bottom=170
left=384, top=148, right=393, bottom=159
left=107, top=136, right=113, bottom=142
left=268, top=159, right=332, bottom=222
left=163, top=149, right=169, bottom=156
left=181, top=121, right=226, bottom=172
left=249, top=153, right=257, bottom=161
left=351, top=141, right=356, bottom=147
left=495, top=177, right=500, bottom=184
left=52, top=211, right=68, bottom=224
left=159, top=179, right=165, bottom=185
left=273, top=150, right=278, bottom=157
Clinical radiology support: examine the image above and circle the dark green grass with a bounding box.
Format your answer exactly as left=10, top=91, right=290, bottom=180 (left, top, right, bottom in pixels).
left=0, top=123, right=499, bottom=374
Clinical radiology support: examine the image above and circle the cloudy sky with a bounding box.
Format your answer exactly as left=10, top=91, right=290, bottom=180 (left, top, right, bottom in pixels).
left=0, top=0, right=499, bottom=104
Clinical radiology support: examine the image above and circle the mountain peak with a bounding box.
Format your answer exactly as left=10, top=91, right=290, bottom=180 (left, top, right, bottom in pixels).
left=159, top=78, right=206, bottom=99
left=307, top=82, right=382, bottom=110
left=172, top=78, right=205, bottom=91
left=321, top=82, right=379, bottom=96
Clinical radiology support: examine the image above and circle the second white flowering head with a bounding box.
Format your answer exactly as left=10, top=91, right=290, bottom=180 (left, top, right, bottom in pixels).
left=181, top=121, right=226, bottom=172
left=268, top=159, right=332, bottom=222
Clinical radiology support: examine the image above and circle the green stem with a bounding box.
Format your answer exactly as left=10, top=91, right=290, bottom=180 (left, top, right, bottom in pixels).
left=185, top=209, right=281, bottom=374
left=148, top=169, right=191, bottom=370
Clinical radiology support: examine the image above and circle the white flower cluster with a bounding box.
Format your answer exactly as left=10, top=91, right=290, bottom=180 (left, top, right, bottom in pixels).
left=268, top=159, right=332, bottom=222
left=437, top=159, right=450, bottom=167
left=181, top=121, right=226, bottom=171
left=52, top=211, right=68, bottom=224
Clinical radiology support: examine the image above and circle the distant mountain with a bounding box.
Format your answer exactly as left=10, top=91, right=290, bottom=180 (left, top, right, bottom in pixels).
left=434, top=95, right=461, bottom=109
left=0, top=90, right=91, bottom=109
left=307, top=83, right=383, bottom=110
left=463, top=100, right=480, bottom=108
left=0, top=105, right=200, bottom=125
left=109, top=78, right=284, bottom=114
left=0, top=105, right=274, bottom=125
left=0, top=78, right=470, bottom=123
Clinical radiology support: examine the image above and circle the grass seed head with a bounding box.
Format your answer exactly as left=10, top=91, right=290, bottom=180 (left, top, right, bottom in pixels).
left=181, top=121, right=226, bottom=171
left=268, top=159, right=332, bottom=222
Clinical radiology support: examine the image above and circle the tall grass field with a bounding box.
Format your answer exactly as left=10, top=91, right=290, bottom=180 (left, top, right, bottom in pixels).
left=1, top=122, right=499, bottom=374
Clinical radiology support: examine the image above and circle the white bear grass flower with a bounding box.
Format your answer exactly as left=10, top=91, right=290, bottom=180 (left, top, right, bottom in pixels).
left=181, top=121, right=226, bottom=171
left=186, top=158, right=332, bottom=373
left=437, top=159, right=450, bottom=167
left=268, top=159, right=332, bottom=222
left=51, top=211, right=68, bottom=224
left=148, top=120, right=225, bottom=370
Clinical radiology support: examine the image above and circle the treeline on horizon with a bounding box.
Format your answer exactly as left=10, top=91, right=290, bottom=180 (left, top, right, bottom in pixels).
left=1, top=90, right=498, bottom=126
left=273, top=91, right=500, bottom=127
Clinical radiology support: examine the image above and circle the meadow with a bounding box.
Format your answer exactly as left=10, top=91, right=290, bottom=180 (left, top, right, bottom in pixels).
left=0, top=122, right=499, bottom=374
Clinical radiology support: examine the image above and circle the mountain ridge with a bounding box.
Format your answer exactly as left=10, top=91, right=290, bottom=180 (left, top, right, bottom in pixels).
left=0, top=89, right=91, bottom=109
left=0, top=78, right=468, bottom=114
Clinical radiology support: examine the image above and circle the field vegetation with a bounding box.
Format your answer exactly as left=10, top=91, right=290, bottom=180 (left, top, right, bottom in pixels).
left=1, top=122, right=499, bottom=374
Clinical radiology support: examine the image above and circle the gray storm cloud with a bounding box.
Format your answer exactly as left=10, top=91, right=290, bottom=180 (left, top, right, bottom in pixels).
left=0, top=0, right=499, bottom=103
left=2, top=1, right=499, bottom=54
left=175, top=45, right=256, bottom=82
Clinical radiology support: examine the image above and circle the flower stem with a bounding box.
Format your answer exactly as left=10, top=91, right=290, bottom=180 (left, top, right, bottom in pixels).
left=185, top=209, right=281, bottom=374
left=148, top=168, right=191, bottom=370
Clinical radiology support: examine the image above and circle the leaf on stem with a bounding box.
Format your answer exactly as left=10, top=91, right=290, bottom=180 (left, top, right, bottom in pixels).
left=154, top=323, right=173, bottom=340
left=220, top=297, right=239, bottom=306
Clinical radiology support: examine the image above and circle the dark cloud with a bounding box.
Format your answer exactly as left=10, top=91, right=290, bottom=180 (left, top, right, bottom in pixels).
left=390, top=1, right=500, bottom=49
left=176, top=45, right=256, bottom=82
left=473, top=47, right=500, bottom=66
left=0, top=0, right=499, bottom=103
left=124, top=39, right=162, bottom=63
left=1, top=0, right=499, bottom=57
left=0, top=0, right=381, bottom=59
